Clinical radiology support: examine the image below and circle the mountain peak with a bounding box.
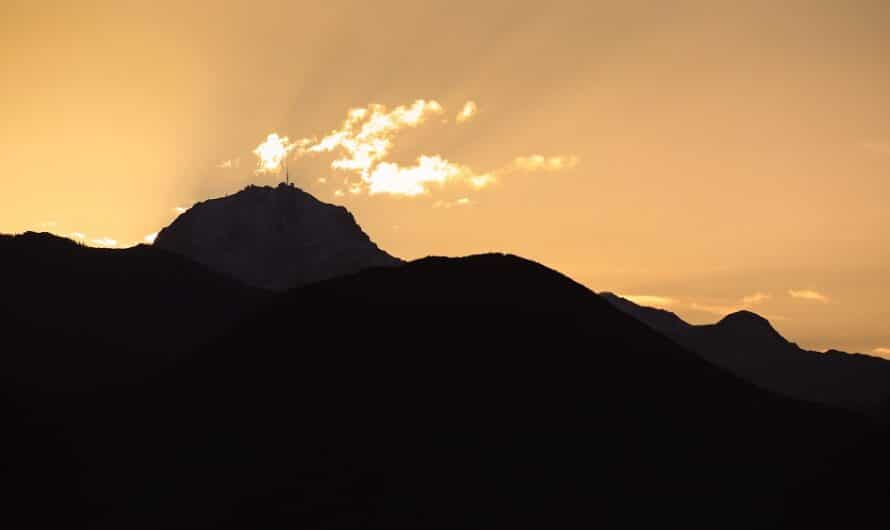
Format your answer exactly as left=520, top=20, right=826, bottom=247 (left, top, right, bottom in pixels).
left=717, top=310, right=771, bottom=327
left=154, top=184, right=402, bottom=290
left=716, top=310, right=786, bottom=342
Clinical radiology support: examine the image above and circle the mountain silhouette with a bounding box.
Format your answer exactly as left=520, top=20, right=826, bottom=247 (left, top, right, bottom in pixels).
left=3, top=245, right=887, bottom=528
left=716, top=310, right=788, bottom=343
left=3, top=196, right=890, bottom=528
left=153, top=183, right=402, bottom=289
left=0, top=231, right=262, bottom=371
left=602, top=292, right=890, bottom=414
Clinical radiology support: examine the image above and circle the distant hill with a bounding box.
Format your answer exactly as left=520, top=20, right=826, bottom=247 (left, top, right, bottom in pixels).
left=154, top=183, right=402, bottom=290
left=0, top=232, right=261, bottom=370
left=601, top=292, right=890, bottom=414
left=3, top=216, right=890, bottom=527
left=5, top=252, right=885, bottom=528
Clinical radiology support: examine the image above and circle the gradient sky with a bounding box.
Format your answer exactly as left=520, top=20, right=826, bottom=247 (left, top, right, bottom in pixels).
left=3, top=0, right=889, bottom=356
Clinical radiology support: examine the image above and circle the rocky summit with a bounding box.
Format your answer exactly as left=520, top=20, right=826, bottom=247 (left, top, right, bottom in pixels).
left=154, top=183, right=402, bottom=290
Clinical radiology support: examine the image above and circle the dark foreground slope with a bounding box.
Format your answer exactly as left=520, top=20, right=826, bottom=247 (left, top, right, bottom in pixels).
left=4, top=254, right=887, bottom=528
left=0, top=232, right=262, bottom=366
left=154, top=184, right=402, bottom=290
left=602, top=292, right=890, bottom=414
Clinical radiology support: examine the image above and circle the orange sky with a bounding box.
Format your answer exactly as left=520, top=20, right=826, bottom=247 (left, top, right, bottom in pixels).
left=2, top=0, right=889, bottom=355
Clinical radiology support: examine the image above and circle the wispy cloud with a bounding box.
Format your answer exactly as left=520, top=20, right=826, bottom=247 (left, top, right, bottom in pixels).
left=174, top=207, right=187, bottom=214
left=90, top=237, right=118, bottom=248
left=467, top=173, right=495, bottom=189
left=70, top=232, right=86, bottom=240
left=455, top=100, right=478, bottom=124
left=741, top=292, right=771, bottom=305
left=511, top=155, right=580, bottom=172
left=873, top=347, right=890, bottom=358
left=687, top=300, right=788, bottom=322
left=217, top=157, right=240, bottom=169
left=618, top=289, right=780, bottom=320
left=433, top=197, right=472, bottom=209
left=690, top=302, right=742, bottom=316
left=307, top=100, right=444, bottom=178
left=788, top=289, right=830, bottom=303
left=251, top=99, right=578, bottom=198
left=621, top=295, right=676, bottom=308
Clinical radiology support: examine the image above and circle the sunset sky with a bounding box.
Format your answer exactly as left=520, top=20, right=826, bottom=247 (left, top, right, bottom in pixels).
left=3, top=1, right=889, bottom=355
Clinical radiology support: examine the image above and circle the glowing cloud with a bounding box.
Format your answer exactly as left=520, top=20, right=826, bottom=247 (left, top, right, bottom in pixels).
left=144, top=232, right=158, bottom=244
left=468, top=173, right=495, bottom=189
left=70, top=232, right=86, bottom=240
left=252, top=99, right=578, bottom=198
left=253, top=133, right=300, bottom=174
left=873, top=347, right=890, bottom=358
left=623, top=295, right=676, bottom=308
left=456, top=101, right=478, bottom=123
left=512, top=155, right=580, bottom=172
left=690, top=302, right=742, bottom=316
left=789, top=289, right=830, bottom=303
left=741, top=292, right=771, bottom=305
left=433, top=197, right=472, bottom=209
left=307, top=99, right=445, bottom=178
left=174, top=207, right=187, bottom=214
left=90, top=237, right=118, bottom=248
left=217, top=158, right=240, bottom=169
left=618, top=291, right=785, bottom=321
left=368, top=155, right=467, bottom=196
